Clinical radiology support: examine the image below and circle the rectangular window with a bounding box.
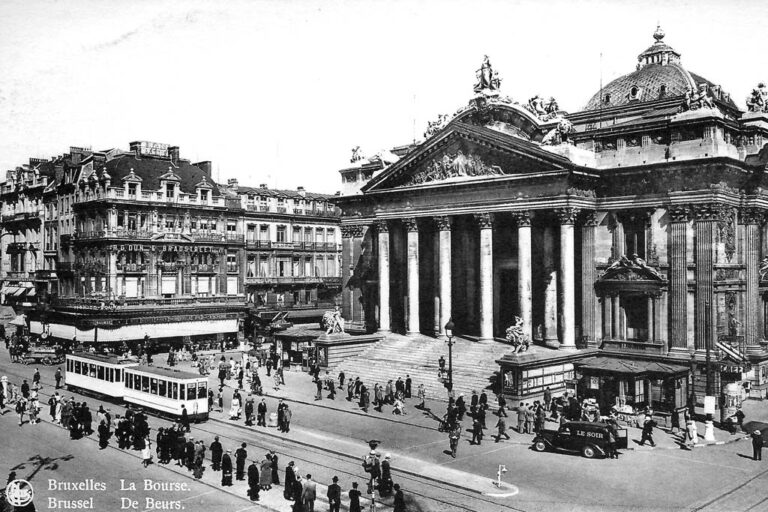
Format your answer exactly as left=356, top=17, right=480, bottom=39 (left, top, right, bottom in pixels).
left=134, top=374, right=141, bottom=390
left=128, top=183, right=137, bottom=197
left=276, top=226, right=286, bottom=242
left=150, top=378, right=158, bottom=395
left=166, top=184, right=175, bottom=199
left=116, top=369, right=121, bottom=383
left=89, top=364, right=97, bottom=378
left=108, top=368, right=114, bottom=382
left=227, top=222, right=237, bottom=233
left=141, top=375, right=149, bottom=393
left=74, top=360, right=81, bottom=374
left=187, top=383, right=196, bottom=401
left=634, top=379, right=645, bottom=405
left=159, top=379, right=167, bottom=397
left=227, top=253, right=238, bottom=273
left=200, top=190, right=208, bottom=201
left=198, top=382, right=206, bottom=399
left=179, top=383, right=185, bottom=401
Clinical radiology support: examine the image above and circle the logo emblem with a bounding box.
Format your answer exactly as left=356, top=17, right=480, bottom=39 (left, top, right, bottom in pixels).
left=5, top=479, right=34, bottom=508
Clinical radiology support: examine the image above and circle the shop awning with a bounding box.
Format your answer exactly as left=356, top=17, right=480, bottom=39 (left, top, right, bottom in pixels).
left=575, top=357, right=688, bottom=377
left=9, top=314, right=27, bottom=326
left=13, top=288, right=27, bottom=296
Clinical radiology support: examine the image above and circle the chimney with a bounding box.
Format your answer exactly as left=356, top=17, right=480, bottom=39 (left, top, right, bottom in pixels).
left=227, top=178, right=239, bottom=192
left=259, top=183, right=268, bottom=189
left=129, top=141, right=141, bottom=156
left=297, top=186, right=306, bottom=197
left=194, top=161, right=212, bottom=176
left=168, top=146, right=180, bottom=164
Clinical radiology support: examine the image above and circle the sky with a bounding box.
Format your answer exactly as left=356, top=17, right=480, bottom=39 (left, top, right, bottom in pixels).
left=1, top=0, right=767, bottom=194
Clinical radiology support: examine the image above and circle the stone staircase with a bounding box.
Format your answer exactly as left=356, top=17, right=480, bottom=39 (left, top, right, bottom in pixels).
left=330, top=333, right=514, bottom=404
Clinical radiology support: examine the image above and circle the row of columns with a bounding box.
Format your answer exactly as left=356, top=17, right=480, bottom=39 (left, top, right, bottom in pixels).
left=368, top=209, right=579, bottom=347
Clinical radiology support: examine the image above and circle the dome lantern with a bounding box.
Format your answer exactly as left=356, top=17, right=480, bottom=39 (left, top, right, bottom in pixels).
left=637, top=24, right=680, bottom=70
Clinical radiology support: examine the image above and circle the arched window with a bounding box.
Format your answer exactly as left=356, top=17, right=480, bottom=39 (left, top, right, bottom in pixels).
left=604, top=93, right=611, bottom=104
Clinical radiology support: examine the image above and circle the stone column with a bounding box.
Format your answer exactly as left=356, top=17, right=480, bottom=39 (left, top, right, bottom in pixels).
left=647, top=294, right=654, bottom=342
left=668, top=205, right=689, bottom=350
left=611, top=294, right=620, bottom=340
left=742, top=208, right=763, bottom=350
left=476, top=213, right=495, bottom=342
left=350, top=225, right=365, bottom=324
left=693, top=204, right=719, bottom=351
left=610, top=212, right=625, bottom=260
left=435, top=216, right=452, bottom=337
left=512, top=211, right=533, bottom=341
left=108, top=250, right=118, bottom=297
left=557, top=208, right=577, bottom=349
left=146, top=250, right=157, bottom=297
left=581, top=212, right=599, bottom=346
left=340, top=226, right=353, bottom=321
left=653, top=294, right=663, bottom=343
left=542, top=224, right=559, bottom=348
left=405, top=217, right=420, bottom=336
left=602, top=295, right=612, bottom=340
left=375, top=220, right=391, bottom=333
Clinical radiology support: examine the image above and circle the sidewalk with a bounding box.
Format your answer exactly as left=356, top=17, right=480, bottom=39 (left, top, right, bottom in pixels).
left=174, top=352, right=751, bottom=456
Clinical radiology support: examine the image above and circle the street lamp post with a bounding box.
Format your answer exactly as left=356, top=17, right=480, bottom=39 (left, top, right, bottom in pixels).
left=444, top=319, right=455, bottom=392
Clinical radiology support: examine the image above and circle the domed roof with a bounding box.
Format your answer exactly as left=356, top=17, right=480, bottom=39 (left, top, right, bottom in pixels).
left=582, top=26, right=732, bottom=111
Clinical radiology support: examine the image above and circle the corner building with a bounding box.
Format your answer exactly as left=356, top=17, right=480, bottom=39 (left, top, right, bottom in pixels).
left=334, top=28, right=768, bottom=417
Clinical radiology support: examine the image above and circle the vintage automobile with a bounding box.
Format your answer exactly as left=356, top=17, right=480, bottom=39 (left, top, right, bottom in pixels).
left=532, top=420, right=628, bottom=459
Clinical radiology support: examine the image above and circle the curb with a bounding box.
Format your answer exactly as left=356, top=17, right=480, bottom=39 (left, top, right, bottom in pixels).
left=623, top=434, right=750, bottom=451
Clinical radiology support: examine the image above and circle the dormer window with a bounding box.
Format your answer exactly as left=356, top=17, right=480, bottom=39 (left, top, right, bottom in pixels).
left=659, top=84, right=667, bottom=98
left=128, top=183, right=137, bottom=197
left=166, top=183, right=175, bottom=199
left=200, top=189, right=208, bottom=202
left=604, top=94, right=611, bottom=104
left=629, top=86, right=639, bottom=99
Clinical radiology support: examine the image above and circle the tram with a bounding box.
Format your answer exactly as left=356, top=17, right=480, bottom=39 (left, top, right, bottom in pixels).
left=64, top=353, right=209, bottom=421
left=65, top=352, right=139, bottom=398
left=123, top=366, right=209, bottom=421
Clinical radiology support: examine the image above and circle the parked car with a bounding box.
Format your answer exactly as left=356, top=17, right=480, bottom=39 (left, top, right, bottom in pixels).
left=532, top=420, right=627, bottom=459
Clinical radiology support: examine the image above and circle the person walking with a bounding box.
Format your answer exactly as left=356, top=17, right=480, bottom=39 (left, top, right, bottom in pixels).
left=98, top=420, right=110, bottom=449
left=141, top=438, right=153, bottom=467
left=471, top=417, right=483, bottom=445
left=347, top=378, right=354, bottom=401
left=221, top=450, right=233, bottom=486
left=247, top=460, right=260, bottom=501
left=405, top=375, right=412, bottom=398
left=315, top=378, right=323, bottom=401
left=282, top=404, right=292, bottom=433
left=752, top=429, right=764, bottom=461
left=257, top=399, right=267, bottom=427
left=270, top=451, right=280, bottom=485
left=32, top=369, right=40, bottom=387
left=606, top=425, right=617, bottom=459
left=348, top=482, right=362, bottom=512
left=639, top=416, right=657, bottom=447
left=55, top=368, right=62, bottom=389
left=327, top=476, right=341, bottom=512
left=495, top=415, right=510, bottom=442
left=497, top=393, right=507, bottom=417
left=244, top=397, right=254, bottom=427
left=210, top=436, right=223, bottom=471
left=180, top=405, right=190, bottom=432
left=517, top=403, right=527, bottom=433
left=16, top=397, right=26, bottom=426
left=393, top=484, right=406, bottom=512
left=338, top=371, right=345, bottom=389
left=417, top=384, right=426, bottom=409
left=284, top=461, right=297, bottom=501
left=235, top=443, right=248, bottom=480
left=259, top=455, right=272, bottom=491
left=301, top=474, right=316, bottom=512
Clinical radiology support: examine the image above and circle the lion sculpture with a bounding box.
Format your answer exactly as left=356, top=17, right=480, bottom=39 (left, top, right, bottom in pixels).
left=505, top=316, right=531, bottom=354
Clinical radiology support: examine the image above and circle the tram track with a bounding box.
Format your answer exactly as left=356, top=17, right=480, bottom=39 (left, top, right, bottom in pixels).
left=1, top=363, right=526, bottom=512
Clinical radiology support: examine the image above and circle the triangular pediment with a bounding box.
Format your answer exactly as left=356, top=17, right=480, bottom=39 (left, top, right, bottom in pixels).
left=362, top=123, right=574, bottom=192
left=598, top=256, right=666, bottom=283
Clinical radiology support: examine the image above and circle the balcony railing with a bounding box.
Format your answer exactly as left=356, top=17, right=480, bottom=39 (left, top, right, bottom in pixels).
left=116, top=263, right=147, bottom=272
left=6, top=270, right=34, bottom=279
left=51, top=295, right=246, bottom=311
left=601, top=339, right=664, bottom=355
left=74, top=187, right=230, bottom=208
left=75, top=230, right=106, bottom=240
left=35, top=269, right=57, bottom=279
left=276, top=207, right=287, bottom=213
left=244, top=276, right=326, bottom=285
left=114, top=229, right=153, bottom=239
left=191, top=264, right=216, bottom=273
left=225, top=234, right=245, bottom=243
left=158, top=262, right=184, bottom=272
left=272, top=241, right=293, bottom=249
left=56, top=262, right=73, bottom=272
left=193, top=233, right=226, bottom=243
left=246, top=240, right=271, bottom=249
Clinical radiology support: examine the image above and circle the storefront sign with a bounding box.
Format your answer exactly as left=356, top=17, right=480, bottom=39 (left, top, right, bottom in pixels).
left=589, top=376, right=599, bottom=390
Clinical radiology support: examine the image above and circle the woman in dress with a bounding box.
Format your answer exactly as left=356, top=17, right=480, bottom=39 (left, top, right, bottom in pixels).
left=259, top=454, right=272, bottom=490
left=229, top=393, right=241, bottom=420
left=141, top=438, right=153, bottom=467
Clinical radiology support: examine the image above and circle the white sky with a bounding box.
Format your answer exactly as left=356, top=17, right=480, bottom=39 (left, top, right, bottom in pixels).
left=1, top=0, right=767, bottom=194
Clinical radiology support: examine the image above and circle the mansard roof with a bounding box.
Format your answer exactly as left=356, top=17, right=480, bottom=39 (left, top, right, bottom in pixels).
left=102, top=154, right=220, bottom=195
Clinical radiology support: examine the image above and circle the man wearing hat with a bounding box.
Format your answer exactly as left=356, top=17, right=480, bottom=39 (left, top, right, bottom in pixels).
left=380, top=454, right=393, bottom=495
left=327, top=475, right=341, bottom=512
left=752, top=429, right=764, bottom=461
left=301, top=473, right=317, bottom=512
left=247, top=459, right=260, bottom=501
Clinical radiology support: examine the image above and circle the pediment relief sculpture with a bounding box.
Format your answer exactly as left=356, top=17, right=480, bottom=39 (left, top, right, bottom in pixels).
left=599, top=254, right=665, bottom=282
left=400, top=151, right=504, bottom=187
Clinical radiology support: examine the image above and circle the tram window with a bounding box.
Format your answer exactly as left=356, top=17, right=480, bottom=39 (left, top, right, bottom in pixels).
left=67, top=360, right=72, bottom=372
left=89, top=364, right=96, bottom=378
left=74, top=361, right=81, bottom=374
left=158, top=380, right=167, bottom=397
left=171, top=383, right=178, bottom=400
left=150, top=378, right=158, bottom=395
left=115, top=369, right=121, bottom=383
left=197, top=382, right=206, bottom=399
left=179, top=384, right=185, bottom=401
left=134, top=374, right=141, bottom=390
left=97, top=366, right=105, bottom=380
left=141, top=376, right=149, bottom=392
left=108, top=368, right=113, bottom=382
left=187, top=384, right=196, bottom=401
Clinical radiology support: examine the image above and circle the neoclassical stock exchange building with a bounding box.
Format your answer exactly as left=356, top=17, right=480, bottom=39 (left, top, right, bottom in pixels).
left=335, top=28, right=768, bottom=419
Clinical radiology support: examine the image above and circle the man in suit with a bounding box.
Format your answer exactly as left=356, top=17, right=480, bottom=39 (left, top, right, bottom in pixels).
left=405, top=375, right=412, bottom=398
left=752, top=429, right=764, bottom=461
left=235, top=443, right=248, bottom=480
left=247, top=459, right=260, bottom=501
left=210, top=436, right=223, bottom=471
left=517, top=403, right=527, bottom=433
left=257, top=399, right=267, bottom=427
left=221, top=450, right=233, bottom=486
left=301, top=473, right=317, bottom=512
left=327, top=475, right=342, bottom=512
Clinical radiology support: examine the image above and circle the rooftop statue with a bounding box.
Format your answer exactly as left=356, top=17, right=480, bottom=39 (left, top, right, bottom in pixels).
left=746, top=83, right=768, bottom=113
left=350, top=146, right=364, bottom=163
left=524, top=95, right=560, bottom=121
left=680, top=83, right=715, bottom=112
left=473, top=55, right=500, bottom=94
